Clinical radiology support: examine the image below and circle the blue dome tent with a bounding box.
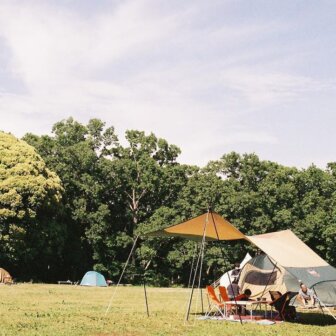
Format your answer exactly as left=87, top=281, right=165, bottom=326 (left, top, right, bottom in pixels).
left=80, top=271, right=107, bottom=287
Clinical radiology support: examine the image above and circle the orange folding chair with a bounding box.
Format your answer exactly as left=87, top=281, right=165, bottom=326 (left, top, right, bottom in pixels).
left=218, top=286, right=230, bottom=302
left=205, top=285, right=225, bottom=318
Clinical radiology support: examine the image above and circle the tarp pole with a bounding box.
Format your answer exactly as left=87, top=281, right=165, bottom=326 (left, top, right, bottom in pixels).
left=210, top=211, right=242, bottom=325
left=185, top=210, right=209, bottom=321
left=143, top=274, right=149, bottom=317
left=197, top=240, right=206, bottom=314
left=255, top=260, right=277, bottom=311
left=313, top=287, right=336, bottom=321
left=187, top=243, right=198, bottom=288
left=185, top=241, right=204, bottom=321
left=313, top=287, right=325, bottom=316
left=105, top=235, right=139, bottom=316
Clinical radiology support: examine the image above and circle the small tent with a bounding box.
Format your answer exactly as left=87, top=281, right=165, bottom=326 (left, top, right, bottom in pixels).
left=80, top=271, right=107, bottom=287
left=0, top=268, right=12, bottom=284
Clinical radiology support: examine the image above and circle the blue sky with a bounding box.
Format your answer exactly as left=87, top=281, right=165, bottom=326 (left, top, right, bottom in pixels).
left=1, top=0, right=336, bottom=167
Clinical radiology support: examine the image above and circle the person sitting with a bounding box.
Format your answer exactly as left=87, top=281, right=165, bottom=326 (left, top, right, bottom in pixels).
left=227, top=278, right=240, bottom=300
left=235, top=288, right=252, bottom=301
left=229, top=289, right=252, bottom=316
left=298, top=283, right=316, bottom=307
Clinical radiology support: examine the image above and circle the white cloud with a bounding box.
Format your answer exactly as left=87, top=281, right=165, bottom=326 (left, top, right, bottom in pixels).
left=0, top=0, right=336, bottom=168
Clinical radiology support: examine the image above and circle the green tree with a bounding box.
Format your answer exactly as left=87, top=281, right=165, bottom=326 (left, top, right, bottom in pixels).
left=0, top=131, right=63, bottom=280
left=24, top=118, right=120, bottom=280
left=100, top=130, right=191, bottom=280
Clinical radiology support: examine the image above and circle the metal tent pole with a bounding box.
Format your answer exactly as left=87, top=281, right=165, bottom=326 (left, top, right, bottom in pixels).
left=185, top=210, right=209, bottom=321
left=313, top=287, right=336, bottom=321
left=210, top=211, right=242, bottom=325
left=255, top=260, right=278, bottom=311
left=143, top=274, right=149, bottom=317
left=105, top=235, right=139, bottom=316
left=196, top=239, right=206, bottom=314
left=187, top=243, right=198, bottom=289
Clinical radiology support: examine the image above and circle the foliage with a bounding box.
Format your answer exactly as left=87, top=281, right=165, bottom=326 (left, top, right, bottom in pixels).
left=1, top=118, right=335, bottom=284
left=0, top=131, right=63, bottom=280
left=23, top=120, right=190, bottom=282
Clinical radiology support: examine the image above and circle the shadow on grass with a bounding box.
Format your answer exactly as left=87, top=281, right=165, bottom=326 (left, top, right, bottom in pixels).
left=297, top=311, right=336, bottom=326
left=190, top=310, right=336, bottom=327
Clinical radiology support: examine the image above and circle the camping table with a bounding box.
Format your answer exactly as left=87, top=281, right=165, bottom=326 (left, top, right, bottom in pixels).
left=250, top=300, right=273, bottom=319
left=57, top=280, right=73, bottom=285
left=224, top=300, right=272, bottom=320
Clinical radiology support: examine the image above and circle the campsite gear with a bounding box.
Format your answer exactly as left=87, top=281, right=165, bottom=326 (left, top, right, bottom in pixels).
left=269, top=291, right=297, bottom=321
left=147, top=212, right=246, bottom=241
left=108, top=210, right=336, bottom=323
left=80, top=271, right=107, bottom=287
left=240, top=229, right=336, bottom=309
left=0, top=268, right=12, bottom=284
left=205, top=285, right=226, bottom=318
left=247, top=230, right=336, bottom=296
left=147, top=211, right=244, bottom=323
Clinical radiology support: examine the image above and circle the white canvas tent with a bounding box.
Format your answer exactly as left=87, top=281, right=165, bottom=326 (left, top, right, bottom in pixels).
left=219, top=253, right=252, bottom=287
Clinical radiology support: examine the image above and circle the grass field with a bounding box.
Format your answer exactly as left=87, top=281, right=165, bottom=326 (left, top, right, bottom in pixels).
left=0, top=284, right=335, bottom=336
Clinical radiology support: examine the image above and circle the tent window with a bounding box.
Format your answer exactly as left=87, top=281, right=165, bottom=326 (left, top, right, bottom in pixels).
left=244, top=270, right=278, bottom=285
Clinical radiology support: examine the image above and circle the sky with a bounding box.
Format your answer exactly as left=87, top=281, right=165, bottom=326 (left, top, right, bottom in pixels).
left=0, top=0, right=336, bottom=168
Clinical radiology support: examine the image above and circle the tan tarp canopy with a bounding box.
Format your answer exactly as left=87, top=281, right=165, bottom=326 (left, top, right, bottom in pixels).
left=147, top=212, right=246, bottom=241
left=247, top=230, right=328, bottom=268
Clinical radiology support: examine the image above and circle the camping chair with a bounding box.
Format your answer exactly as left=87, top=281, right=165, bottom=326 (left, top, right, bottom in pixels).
left=218, top=286, right=230, bottom=302
left=219, top=286, right=243, bottom=316
left=269, top=291, right=297, bottom=321
left=205, top=286, right=225, bottom=318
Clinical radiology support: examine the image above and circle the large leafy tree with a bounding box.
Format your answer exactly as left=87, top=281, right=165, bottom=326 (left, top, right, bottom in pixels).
left=24, top=120, right=191, bottom=282
left=0, top=131, right=63, bottom=280
left=157, top=152, right=336, bottom=285
left=19, top=118, right=336, bottom=284
left=97, top=130, right=191, bottom=279
left=23, top=118, right=120, bottom=279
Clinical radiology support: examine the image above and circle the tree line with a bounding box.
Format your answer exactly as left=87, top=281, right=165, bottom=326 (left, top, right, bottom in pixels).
left=0, top=118, right=335, bottom=284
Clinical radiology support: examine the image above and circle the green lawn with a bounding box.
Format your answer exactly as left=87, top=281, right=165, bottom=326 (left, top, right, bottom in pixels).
left=0, top=284, right=335, bottom=335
